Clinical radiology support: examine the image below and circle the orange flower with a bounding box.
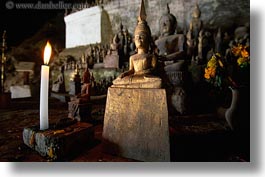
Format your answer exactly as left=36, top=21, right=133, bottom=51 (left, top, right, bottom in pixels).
left=204, top=72, right=210, bottom=79
left=231, top=45, right=242, bottom=57
left=241, top=47, right=249, bottom=58
left=204, top=67, right=216, bottom=79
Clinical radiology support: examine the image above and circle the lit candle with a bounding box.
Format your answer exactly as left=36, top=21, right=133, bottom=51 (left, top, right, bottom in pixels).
left=40, top=41, right=51, bottom=130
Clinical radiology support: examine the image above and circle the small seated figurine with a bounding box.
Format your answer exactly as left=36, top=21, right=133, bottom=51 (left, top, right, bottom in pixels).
left=69, top=66, right=92, bottom=120
left=112, top=1, right=161, bottom=89
left=52, top=65, right=66, bottom=93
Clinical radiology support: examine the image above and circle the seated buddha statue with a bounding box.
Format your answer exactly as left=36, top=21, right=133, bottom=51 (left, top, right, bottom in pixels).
left=112, top=0, right=161, bottom=89
left=154, top=4, right=185, bottom=72
left=155, top=4, right=189, bottom=115
left=52, top=65, right=66, bottom=93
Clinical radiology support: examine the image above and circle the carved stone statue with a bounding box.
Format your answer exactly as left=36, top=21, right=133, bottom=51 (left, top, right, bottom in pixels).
left=52, top=65, right=66, bottom=93
left=155, top=4, right=185, bottom=65
left=189, top=3, right=203, bottom=44
left=112, top=0, right=161, bottom=89
left=198, top=30, right=204, bottom=60
left=123, top=28, right=131, bottom=62
left=215, top=27, right=222, bottom=53
left=71, top=66, right=91, bottom=104
left=104, top=34, right=120, bottom=69
left=68, top=66, right=92, bottom=120
left=186, top=29, right=195, bottom=60
left=155, top=4, right=189, bottom=115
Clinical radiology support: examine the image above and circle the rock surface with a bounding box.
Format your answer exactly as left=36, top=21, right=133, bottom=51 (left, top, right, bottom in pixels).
left=105, top=0, right=249, bottom=35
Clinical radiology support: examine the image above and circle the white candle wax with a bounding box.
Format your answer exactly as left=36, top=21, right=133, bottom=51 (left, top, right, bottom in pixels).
left=40, top=65, right=49, bottom=130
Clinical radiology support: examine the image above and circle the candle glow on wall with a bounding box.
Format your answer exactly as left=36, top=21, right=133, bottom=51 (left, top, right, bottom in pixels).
left=40, top=41, right=51, bottom=130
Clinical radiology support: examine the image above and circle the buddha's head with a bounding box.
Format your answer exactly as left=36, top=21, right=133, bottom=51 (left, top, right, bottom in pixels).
left=134, top=0, right=152, bottom=52
left=159, top=4, right=177, bottom=36
left=192, top=3, right=201, bottom=19
left=134, top=22, right=152, bottom=52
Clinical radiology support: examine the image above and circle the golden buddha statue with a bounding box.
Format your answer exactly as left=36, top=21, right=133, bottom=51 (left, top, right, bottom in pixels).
left=112, top=0, right=161, bottom=89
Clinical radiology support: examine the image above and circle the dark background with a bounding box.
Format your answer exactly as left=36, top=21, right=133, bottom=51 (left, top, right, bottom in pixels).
left=0, top=0, right=74, bottom=47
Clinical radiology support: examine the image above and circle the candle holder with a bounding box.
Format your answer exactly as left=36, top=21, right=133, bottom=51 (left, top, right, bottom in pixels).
left=23, top=118, right=94, bottom=161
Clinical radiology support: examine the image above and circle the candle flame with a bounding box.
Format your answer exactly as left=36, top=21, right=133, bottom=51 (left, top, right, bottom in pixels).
left=43, top=41, right=52, bottom=65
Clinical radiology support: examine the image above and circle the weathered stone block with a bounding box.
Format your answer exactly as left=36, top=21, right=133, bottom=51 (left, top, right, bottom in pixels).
left=23, top=121, right=94, bottom=161
left=104, top=54, right=119, bottom=69
left=102, top=88, right=170, bottom=162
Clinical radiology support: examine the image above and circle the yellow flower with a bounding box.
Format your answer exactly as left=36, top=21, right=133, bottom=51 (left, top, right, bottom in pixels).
left=237, top=57, right=249, bottom=66
left=207, top=57, right=217, bottom=68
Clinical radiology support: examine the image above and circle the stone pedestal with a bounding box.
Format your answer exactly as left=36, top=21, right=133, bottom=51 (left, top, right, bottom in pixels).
left=164, top=61, right=189, bottom=115
left=23, top=121, right=94, bottom=161
left=102, top=88, right=170, bottom=162
left=104, top=53, right=119, bottom=69
left=93, top=63, right=105, bottom=69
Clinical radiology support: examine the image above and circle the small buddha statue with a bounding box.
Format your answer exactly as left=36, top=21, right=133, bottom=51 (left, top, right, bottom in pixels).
left=186, top=29, right=195, bottom=60
left=110, top=34, right=120, bottom=54
left=52, top=65, right=66, bottom=93
left=189, top=3, right=203, bottom=43
left=112, top=0, right=162, bottom=89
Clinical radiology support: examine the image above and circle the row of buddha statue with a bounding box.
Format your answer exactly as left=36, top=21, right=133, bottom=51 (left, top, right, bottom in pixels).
left=111, top=0, right=249, bottom=115
left=59, top=0, right=249, bottom=117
